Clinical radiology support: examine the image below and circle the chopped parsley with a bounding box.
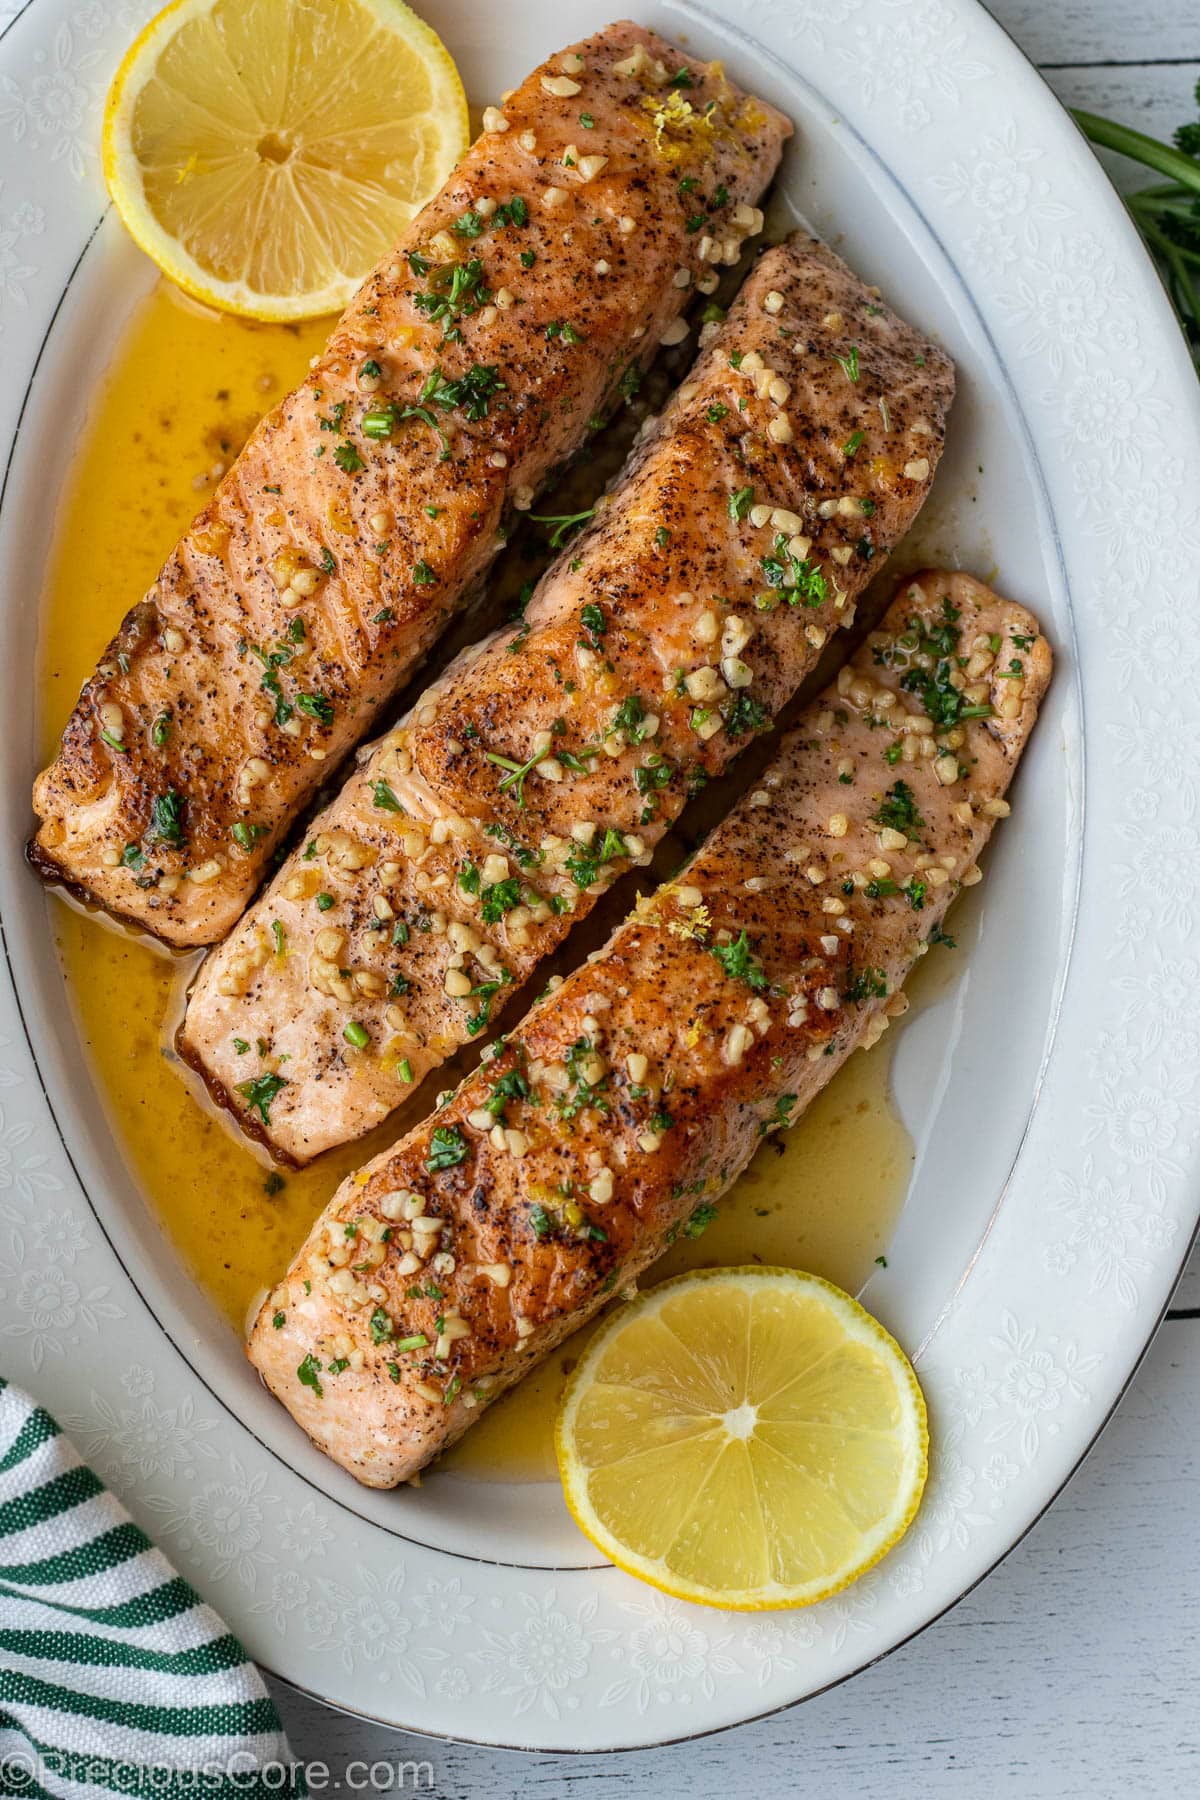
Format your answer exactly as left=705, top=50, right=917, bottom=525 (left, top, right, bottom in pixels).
left=367, top=363, right=506, bottom=453
left=870, top=780, right=925, bottom=837
left=411, top=256, right=489, bottom=342
left=723, top=692, right=769, bottom=738
left=427, top=1125, right=468, bottom=1171
left=682, top=1202, right=718, bottom=1238
left=635, top=758, right=673, bottom=796
left=710, top=929, right=768, bottom=991
left=564, top=824, right=627, bottom=890
left=768, top=1094, right=798, bottom=1131
left=579, top=602, right=607, bottom=648
left=556, top=1035, right=610, bottom=1123
left=296, top=1354, right=323, bottom=1398
left=891, top=598, right=995, bottom=729
left=296, top=691, right=334, bottom=725
left=236, top=1072, right=287, bottom=1127
left=334, top=442, right=364, bottom=475
left=146, top=788, right=186, bottom=850
left=483, top=1065, right=532, bottom=1123
left=843, top=966, right=888, bottom=1003
left=609, top=694, right=649, bottom=741
left=834, top=345, right=861, bottom=382
left=760, top=533, right=828, bottom=607
left=481, top=878, right=521, bottom=924
left=466, top=972, right=510, bottom=1036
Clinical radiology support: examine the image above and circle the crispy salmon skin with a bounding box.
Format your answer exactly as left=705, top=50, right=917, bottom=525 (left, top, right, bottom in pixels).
left=247, top=571, right=1051, bottom=1486
left=30, top=23, right=789, bottom=946
left=182, top=236, right=954, bottom=1162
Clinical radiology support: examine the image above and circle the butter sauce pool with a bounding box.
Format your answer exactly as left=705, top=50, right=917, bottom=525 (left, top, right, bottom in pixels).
left=40, top=279, right=915, bottom=1484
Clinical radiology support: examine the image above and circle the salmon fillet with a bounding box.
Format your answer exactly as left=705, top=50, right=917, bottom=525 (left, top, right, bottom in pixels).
left=29, top=22, right=789, bottom=947
left=182, top=236, right=955, bottom=1161
left=246, top=570, right=1052, bottom=1486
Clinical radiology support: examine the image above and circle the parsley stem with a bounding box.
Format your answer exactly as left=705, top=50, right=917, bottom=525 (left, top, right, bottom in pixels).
left=529, top=507, right=595, bottom=548
left=1073, top=107, right=1200, bottom=361
left=485, top=744, right=549, bottom=806
left=1072, top=110, right=1200, bottom=194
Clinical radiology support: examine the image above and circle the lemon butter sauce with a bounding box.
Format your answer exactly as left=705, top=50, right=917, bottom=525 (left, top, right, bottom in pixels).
left=39, top=280, right=914, bottom=1483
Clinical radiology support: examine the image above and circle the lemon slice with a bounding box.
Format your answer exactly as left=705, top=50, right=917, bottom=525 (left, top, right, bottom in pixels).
left=556, top=1268, right=928, bottom=1611
left=102, top=0, right=469, bottom=320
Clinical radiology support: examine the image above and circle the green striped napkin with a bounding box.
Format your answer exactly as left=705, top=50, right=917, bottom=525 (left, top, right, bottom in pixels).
left=0, top=1377, right=304, bottom=1798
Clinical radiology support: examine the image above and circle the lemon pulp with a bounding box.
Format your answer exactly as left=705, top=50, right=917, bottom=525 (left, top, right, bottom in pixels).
left=103, top=0, right=469, bottom=319
left=556, top=1268, right=928, bottom=1610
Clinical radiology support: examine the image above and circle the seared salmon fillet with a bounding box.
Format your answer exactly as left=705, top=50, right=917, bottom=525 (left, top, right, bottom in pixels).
left=182, top=236, right=954, bottom=1161
left=30, top=22, right=789, bottom=947
left=247, top=571, right=1051, bottom=1486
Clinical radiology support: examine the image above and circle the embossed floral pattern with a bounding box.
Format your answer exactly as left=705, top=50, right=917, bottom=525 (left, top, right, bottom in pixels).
left=0, top=17, right=103, bottom=181
left=306, top=1566, right=445, bottom=1694
left=275, top=1499, right=331, bottom=1565
left=1049, top=1161, right=1158, bottom=1310
left=251, top=1570, right=311, bottom=1635
left=474, top=1590, right=613, bottom=1719
left=414, top=1574, right=474, bottom=1636
left=601, top=1592, right=741, bottom=1712
left=0, top=1106, right=62, bottom=1211
left=146, top=1454, right=276, bottom=1589
left=68, top=1386, right=220, bottom=1479
left=26, top=1205, right=87, bottom=1262
left=0, top=1257, right=121, bottom=1369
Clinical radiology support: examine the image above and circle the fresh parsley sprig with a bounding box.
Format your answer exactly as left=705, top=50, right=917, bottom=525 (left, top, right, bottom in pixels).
left=1075, top=95, right=1200, bottom=363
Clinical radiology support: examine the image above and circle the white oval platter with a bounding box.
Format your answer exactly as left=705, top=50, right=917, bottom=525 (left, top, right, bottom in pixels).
left=0, top=0, right=1197, bottom=1751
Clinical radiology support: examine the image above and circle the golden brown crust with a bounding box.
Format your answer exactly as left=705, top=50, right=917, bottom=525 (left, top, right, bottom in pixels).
left=30, top=23, right=789, bottom=946
left=182, top=236, right=955, bottom=1162
left=247, top=569, right=1051, bottom=1486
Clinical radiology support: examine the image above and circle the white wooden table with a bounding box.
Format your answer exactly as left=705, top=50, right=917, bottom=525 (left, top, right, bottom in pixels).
left=265, top=3, right=1200, bottom=1786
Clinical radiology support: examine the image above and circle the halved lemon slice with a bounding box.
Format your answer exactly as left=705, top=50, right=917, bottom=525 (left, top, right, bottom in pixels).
left=556, top=1268, right=928, bottom=1610
left=102, top=0, right=469, bottom=320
